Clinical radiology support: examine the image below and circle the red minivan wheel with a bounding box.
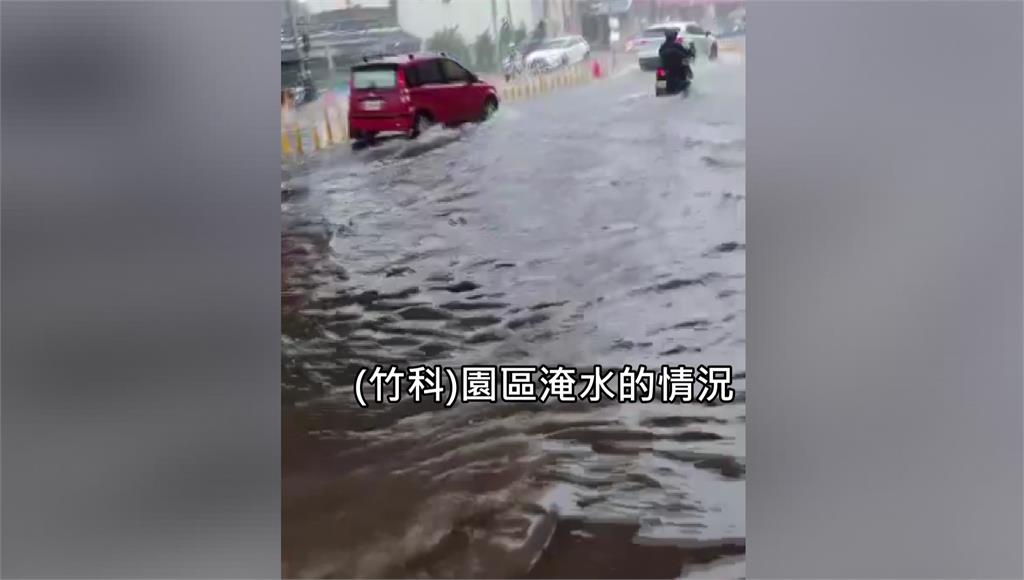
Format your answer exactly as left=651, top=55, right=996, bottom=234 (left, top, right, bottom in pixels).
left=409, top=112, right=433, bottom=140
left=480, top=97, right=498, bottom=122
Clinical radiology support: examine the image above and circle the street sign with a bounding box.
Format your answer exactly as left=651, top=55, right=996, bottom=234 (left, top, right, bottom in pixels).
left=609, top=16, right=620, bottom=30
left=610, top=30, right=620, bottom=43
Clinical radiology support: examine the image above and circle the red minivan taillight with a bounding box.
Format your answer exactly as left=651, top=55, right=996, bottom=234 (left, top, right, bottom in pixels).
left=397, top=67, right=410, bottom=103
left=657, top=68, right=666, bottom=78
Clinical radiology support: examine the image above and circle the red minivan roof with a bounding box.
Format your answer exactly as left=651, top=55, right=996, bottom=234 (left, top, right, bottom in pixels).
left=353, top=52, right=443, bottom=68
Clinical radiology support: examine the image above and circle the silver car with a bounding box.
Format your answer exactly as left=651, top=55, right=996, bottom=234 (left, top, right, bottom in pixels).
left=628, top=21, right=718, bottom=71
left=525, top=35, right=591, bottom=73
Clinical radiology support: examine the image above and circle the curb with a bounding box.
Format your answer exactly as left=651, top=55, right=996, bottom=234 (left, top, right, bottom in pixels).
left=718, top=39, right=745, bottom=57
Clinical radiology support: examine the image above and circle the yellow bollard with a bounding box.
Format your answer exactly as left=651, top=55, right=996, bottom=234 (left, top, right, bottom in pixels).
left=324, top=110, right=335, bottom=146
left=313, top=125, right=322, bottom=151
left=281, top=131, right=293, bottom=158
left=295, top=128, right=304, bottom=156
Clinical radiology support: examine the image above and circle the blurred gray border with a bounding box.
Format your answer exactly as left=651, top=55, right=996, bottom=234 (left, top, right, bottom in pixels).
left=3, top=1, right=1022, bottom=579
left=747, top=1, right=1023, bottom=578
left=2, top=2, right=281, bottom=578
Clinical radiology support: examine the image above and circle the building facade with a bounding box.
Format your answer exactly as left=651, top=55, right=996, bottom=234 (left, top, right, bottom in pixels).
left=395, top=0, right=542, bottom=46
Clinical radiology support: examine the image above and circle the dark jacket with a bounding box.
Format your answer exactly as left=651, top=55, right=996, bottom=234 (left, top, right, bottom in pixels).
left=659, top=40, right=694, bottom=78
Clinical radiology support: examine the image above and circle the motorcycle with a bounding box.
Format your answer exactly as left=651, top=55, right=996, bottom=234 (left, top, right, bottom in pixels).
left=655, top=53, right=695, bottom=97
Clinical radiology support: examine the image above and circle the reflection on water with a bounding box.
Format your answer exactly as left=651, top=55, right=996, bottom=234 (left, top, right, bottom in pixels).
left=283, top=59, right=745, bottom=579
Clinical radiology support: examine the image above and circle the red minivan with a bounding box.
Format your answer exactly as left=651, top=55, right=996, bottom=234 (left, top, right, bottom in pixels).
left=348, top=53, right=500, bottom=145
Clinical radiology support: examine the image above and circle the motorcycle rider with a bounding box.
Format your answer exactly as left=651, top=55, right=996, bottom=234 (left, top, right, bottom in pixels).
left=503, top=42, right=523, bottom=81
left=658, top=29, right=695, bottom=92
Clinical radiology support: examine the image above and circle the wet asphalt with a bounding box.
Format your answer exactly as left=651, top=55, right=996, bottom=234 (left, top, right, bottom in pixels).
left=282, top=54, right=746, bottom=579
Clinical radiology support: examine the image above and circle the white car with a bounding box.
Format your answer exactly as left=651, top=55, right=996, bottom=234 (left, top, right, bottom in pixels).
left=525, top=35, right=591, bottom=73
left=627, top=21, right=718, bottom=71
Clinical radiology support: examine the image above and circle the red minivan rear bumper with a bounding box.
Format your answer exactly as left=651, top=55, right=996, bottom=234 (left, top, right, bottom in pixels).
left=348, top=113, right=413, bottom=135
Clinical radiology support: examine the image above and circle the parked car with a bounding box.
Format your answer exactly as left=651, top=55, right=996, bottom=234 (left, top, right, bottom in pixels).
left=525, top=35, right=591, bottom=73
left=630, top=21, right=718, bottom=70
left=347, top=53, right=500, bottom=145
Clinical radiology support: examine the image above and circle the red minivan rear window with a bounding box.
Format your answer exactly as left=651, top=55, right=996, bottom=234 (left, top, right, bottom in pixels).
left=352, top=65, right=398, bottom=90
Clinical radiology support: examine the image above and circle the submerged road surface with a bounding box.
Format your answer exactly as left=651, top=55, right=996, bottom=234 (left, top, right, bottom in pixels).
left=282, top=54, right=746, bottom=579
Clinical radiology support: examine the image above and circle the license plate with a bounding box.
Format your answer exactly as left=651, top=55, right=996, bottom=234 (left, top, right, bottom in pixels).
left=656, top=80, right=667, bottom=89
left=362, top=99, right=382, bottom=111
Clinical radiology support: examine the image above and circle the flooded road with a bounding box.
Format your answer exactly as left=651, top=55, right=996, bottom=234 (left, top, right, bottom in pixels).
left=282, top=55, right=746, bottom=579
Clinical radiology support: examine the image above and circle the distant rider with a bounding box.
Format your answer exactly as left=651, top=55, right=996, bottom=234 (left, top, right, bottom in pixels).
left=658, top=29, right=694, bottom=90
left=504, top=42, right=523, bottom=81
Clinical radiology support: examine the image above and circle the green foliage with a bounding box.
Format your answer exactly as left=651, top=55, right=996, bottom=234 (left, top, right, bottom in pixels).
left=498, top=20, right=514, bottom=60
left=473, top=30, right=498, bottom=72
left=425, top=26, right=472, bottom=65
left=513, top=23, right=528, bottom=47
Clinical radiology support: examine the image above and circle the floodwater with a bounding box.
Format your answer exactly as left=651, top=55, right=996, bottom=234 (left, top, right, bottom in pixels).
left=282, top=54, right=746, bottom=579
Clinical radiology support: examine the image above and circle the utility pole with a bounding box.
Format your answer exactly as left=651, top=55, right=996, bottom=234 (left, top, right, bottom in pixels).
left=490, top=0, right=500, bottom=71
left=285, top=0, right=315, bottom=98
left=285, top=0, right=305, bottom=77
